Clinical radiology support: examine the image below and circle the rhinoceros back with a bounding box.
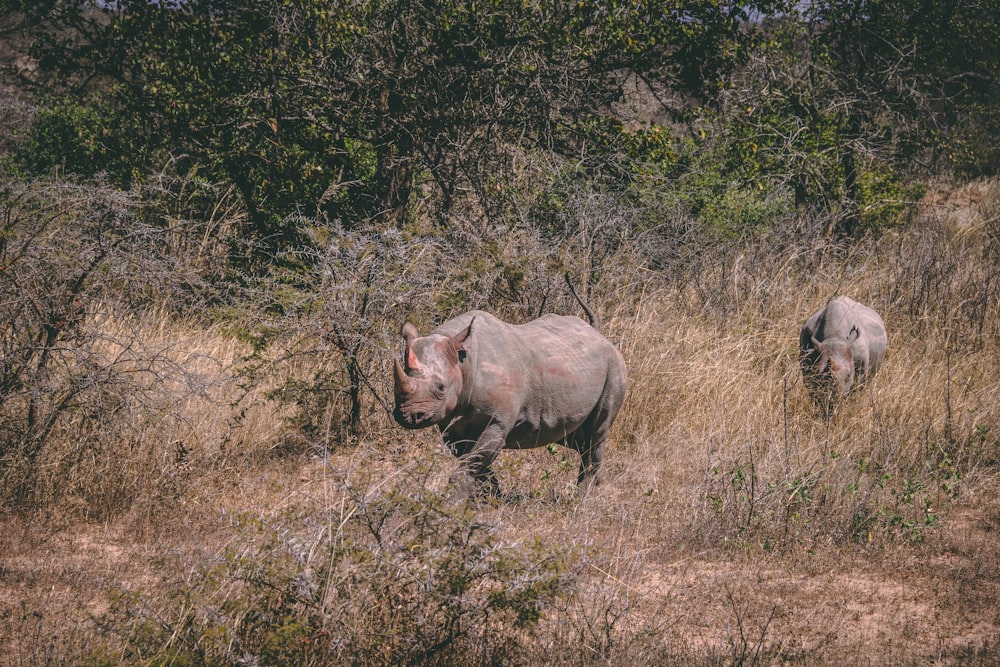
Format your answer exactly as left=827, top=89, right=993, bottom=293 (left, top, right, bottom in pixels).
left=801, top=296, right=887, bottom=379
left=433, top=310, right=626, bottom=449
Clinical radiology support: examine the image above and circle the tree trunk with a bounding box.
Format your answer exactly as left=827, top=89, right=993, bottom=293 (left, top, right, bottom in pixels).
left=834, top=112, right=862, bottom=238
left=374, top=87, right=415, bottom=226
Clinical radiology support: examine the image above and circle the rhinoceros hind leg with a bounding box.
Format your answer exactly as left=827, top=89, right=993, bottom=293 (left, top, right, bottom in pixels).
left=564, top=426, right=605, bottom=496
left=572, top=372, right=625, bottom=496
left=576, top=438, right=605, bottom=496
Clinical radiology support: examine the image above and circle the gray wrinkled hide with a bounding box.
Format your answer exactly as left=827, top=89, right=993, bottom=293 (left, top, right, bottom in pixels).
left=393, top=310, right=628, bottom=497
left=799, top=296, right=887, bottom=411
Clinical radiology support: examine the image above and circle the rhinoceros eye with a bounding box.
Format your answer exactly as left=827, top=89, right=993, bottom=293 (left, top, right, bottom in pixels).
left=436, top=383, right=446, bottom=393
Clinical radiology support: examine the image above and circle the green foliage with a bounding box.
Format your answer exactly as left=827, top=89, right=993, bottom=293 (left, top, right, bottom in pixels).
left=943, top=102, right=1000, bottom=177
left=650, top=131, right=792, bottom=239
left=856, top=165, right=926, bottom=233
left=227, top=214, right=458, bottom=441
left=21, top=99, right=115, bottom=178
left=667, top=0, right=999, bottom=238
left=800, top=0, right=1000, bottom=201
left=19, top=0, right=761, bottom=246
left=9, top=0, right=996, bottom=248
left=848, top=472, right=942, bottom=545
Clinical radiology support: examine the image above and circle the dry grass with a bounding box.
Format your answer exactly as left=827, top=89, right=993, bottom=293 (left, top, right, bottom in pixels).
left=2, top=181, right=999, bottom=665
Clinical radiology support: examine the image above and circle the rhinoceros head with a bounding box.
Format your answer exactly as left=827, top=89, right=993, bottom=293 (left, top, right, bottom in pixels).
left=393, top=318, right=473, bottom=429
left=811, top=328, right=857, bottom=398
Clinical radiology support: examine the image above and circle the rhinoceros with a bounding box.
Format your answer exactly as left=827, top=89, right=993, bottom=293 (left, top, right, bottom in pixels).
left=393, top=309, right=627, bottom=497
left=799, top=296, right=887, bottom=411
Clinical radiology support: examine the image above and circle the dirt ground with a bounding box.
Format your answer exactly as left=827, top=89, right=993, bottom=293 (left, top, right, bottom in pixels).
left=2, top=449, right=997, bottom=665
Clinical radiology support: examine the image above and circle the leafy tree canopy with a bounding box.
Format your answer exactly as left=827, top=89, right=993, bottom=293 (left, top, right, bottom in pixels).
left=12, top=0, right=764, bottom=248
left=4, top=0, right=996, bottom=247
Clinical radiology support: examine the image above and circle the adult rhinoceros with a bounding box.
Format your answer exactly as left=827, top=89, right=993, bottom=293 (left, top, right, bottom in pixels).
left=799, top=295, right=887, bottom=412
left=392, top=309, right=627, bottom=497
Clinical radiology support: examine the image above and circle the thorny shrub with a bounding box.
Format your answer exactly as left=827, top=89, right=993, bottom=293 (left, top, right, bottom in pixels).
left=0, top=177, right=215, bottom=516
left=233, top=186, right=648, bottom=450
left=89, top=476, right=574, bottom=666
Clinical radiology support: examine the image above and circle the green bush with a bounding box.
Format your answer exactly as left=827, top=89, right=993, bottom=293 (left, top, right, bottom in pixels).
left=20, top=99, right=129, bottom=181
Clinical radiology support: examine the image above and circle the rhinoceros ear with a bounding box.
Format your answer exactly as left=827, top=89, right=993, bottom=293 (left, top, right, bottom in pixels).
left=401, top=321, right=419, bottom=344
left=810, top=336, right=829, bottom=370
left=451, top=317, right=474, bottom=363
left=848, top=325, right=860, bottom=342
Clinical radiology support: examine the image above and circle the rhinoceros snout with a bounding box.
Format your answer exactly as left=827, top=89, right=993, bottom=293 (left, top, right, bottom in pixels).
left=393, top=406, right=432, bottom=429
left=406, top=411, right=428, bottom=425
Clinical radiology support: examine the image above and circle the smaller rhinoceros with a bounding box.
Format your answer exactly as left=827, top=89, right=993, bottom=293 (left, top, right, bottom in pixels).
left=393, top=309, right=627, bottom=497
left=799, top=295, right=887, bottom=412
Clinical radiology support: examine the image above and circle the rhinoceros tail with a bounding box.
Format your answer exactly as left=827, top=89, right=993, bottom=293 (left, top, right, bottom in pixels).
left=564, top=272, right=600, bottom=332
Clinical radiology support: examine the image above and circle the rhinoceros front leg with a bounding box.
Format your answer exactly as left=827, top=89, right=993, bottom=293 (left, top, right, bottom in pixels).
left=445, top=423, right=506, bottom=498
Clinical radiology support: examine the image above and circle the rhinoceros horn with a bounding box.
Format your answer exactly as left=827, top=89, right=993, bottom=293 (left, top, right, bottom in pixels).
left=401, top=322, right=421, bottom=372
left=406, top=346, right=420, bottom=372
left=394, top=358, right=415, bottom=395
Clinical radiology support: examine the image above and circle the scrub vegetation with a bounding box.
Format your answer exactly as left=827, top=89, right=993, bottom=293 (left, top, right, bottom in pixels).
left=1, top=1, right=998, bottom=664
